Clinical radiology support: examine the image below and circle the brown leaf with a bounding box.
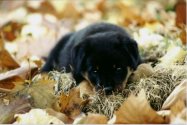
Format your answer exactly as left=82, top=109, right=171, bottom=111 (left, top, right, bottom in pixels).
left=179, top=28, right=186, bottom=45
left=61, top=2, right=81, bottom=21
left=0, top=95, right=31, bottom=124
left=13, top=73, right=57, bottom=109
left=22, top=74, right=57, bottom=108
left=0, top=36, right=4, bottom=51
left=0, top=62, right=37, bottom=81
left=116, top=2, right=144, bottom=26
left=175, top=0, right=186, bottom=28
left=0, top=76, right=24, bottom=90
left=0, top=21, right=24, bottom=41
left=162, top=79, right=187, bottom=110
left=26, top=1, right=57, bottom=16
left=74, top=113, right=108, bottom=124
left=0, top=49, right=20, bottom=70
left=109, top=90, right=167, bottom=124
left=57, top=87, right=88, bottom=119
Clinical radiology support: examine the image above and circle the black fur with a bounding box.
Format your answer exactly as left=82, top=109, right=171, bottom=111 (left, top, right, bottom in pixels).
left=42, top=23, right=141, bottom=94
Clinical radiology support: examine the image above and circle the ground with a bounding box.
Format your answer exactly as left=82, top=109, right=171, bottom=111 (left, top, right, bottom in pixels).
left=0, top=0, right=186, bottom=124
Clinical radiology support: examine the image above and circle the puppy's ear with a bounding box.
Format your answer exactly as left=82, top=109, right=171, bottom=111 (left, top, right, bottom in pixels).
left=71, top=42, right=87, bottom=82
left=118, top=34, right=141, bottom=70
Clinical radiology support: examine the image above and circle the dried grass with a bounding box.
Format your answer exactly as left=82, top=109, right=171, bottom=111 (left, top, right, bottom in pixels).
left=45, top=64, right=187, bottom=119
left=48, top=71, right=76, bottom=95
left=84, top=64, right=187, bottom=118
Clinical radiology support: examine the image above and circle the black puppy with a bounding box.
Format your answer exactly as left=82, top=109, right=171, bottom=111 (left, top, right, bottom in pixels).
left=42, top=23, right=141, bottom=94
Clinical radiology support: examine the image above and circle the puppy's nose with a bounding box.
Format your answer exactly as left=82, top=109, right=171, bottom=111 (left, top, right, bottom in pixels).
left=103, top=87, right=113, bottom=95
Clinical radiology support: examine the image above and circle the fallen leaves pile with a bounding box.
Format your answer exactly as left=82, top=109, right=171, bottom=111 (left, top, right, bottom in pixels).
left=0, top=0, right=186, bottom=124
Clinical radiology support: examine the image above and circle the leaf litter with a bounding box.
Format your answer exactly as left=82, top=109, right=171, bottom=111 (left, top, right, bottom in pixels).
left=0, top=0, right=186, bottom=124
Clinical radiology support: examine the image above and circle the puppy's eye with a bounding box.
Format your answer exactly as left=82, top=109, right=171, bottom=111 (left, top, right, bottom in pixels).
left=91, top=66, right=99, bottom=74
left=116, top=67, right=122, bottom=72
left=116, top=67, right=122, bottom=70
left=93, top=70, right=98, bottom=73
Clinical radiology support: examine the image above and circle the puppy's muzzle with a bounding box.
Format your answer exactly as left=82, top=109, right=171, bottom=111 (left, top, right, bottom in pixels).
left=103, top=87, right=113, bottom=95
left=95, top=84, right=113, bottom=95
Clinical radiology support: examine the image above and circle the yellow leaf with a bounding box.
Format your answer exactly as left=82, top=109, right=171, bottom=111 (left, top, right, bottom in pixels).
left=0, top=76, right=24, bottom=90
left=170, top=100, right=186, bottom=123
left=57, top=87, right=88, bottom=119
left=160, top=45, right=187, bottom=66
left=109, top=90, right=167, bottom=124
left=46, top=108, right=73, bottom=124
left=162, top=79, right=187, bottom=110
left=74, top=113, right=108, bottom=124
left=12, top=73, right=57, bottom=109
left=0, top=36, right=4, bottom=51
left=0, top=49, right=20, bottom=70
left=0, top=21, right=24, bottom=41
left=14, top=109, right=64, bottom=124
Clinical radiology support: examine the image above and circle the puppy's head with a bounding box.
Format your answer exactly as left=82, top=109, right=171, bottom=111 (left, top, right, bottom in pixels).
left=72, top=32, right=141, bottom=94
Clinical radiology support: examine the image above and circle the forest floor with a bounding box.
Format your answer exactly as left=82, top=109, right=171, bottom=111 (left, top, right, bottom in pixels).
left=0, top=0, right=186, bottom=124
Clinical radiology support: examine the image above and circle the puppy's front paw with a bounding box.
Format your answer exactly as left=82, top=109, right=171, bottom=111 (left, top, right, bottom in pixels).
left=78, top=80, right=96, bottom=99
left=129, top=63, right=154, bottom=82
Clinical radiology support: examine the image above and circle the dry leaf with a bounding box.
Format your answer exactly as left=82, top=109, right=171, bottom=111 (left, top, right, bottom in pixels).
left=0, top=21, right=24, bottom=41
left=160, top=45, right=187, bottom=66
left=0, top=76, right=24, bottom=90
left=170, top=99, right=186, bottom=123
left=0, top=49, right=20, bottom=70
left=61, top=2, right=81, bottom=21
left=157, top=110, right=170, bottom=123
left=0, top=95, right=31, bottom=124
left=162, top=79, right=187, bottom=110
left=175, top=0, right=186, bottom=28
left=0, top=1, right=25, bottom=11
left=157, top=110, right=171, bottom=117
left=0, top=62, right=37, bottom=81
left=109, top=90, right=166, bottom=124
left=46, top=108, right=73, bottom=124
left=117, top=2, right=144, bottom=26
left=12, top=73, right=57, bottom=109
left=57, top=87, right=88, bottom=119
left=26, top=1, right=58, bottom=18
left=73, top=113, right=108, bottom=124
left=14, top=109, right=64, bottom=124
left=0, top=36, right=4, bottom=51
left=16, top=35, right=57, bottom=60
left=179, top=27, right=186, bottom=45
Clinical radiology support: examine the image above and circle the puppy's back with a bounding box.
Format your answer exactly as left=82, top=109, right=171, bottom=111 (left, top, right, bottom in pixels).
left=71, top=22, right=130, bottom=45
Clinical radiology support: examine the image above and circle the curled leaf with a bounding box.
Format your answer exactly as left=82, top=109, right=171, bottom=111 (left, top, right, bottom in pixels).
left=170, top=99, right=186, bottom=123
left=57, top=87, right=88, bottom=119
left=13, top=74, right=57, bottom=109
left=162, top=79, right=187, bottom=110
left=109, top=90, right=167, bottom=124
left=0, top=95, right=31, bottom=124
left=73, top=113, right=108, bottom=124
left=0, top=49, right=20, bottom=70
left=14, top=109, right=64, bottom=124
left=46, top=108, right=73, bottom=124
